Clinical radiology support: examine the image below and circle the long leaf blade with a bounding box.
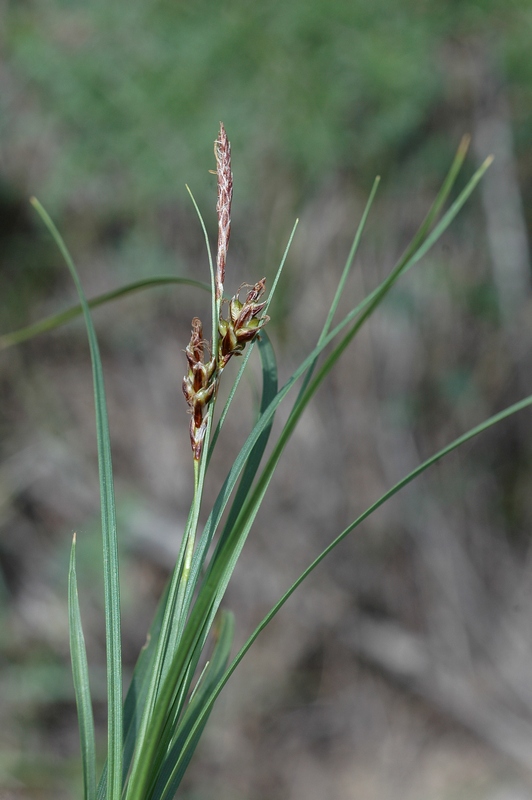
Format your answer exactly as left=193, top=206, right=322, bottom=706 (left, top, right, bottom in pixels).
left=166, top=390, right=532, bottom=779
left=69, top=534, right=97, bottom=800
left=31, top=198, right=123, bottom=800
left=151, top=611, right=235, bottom=800
left=0, top=276, right=209, bottom=350
left=96, top=582, right=171, bottom=800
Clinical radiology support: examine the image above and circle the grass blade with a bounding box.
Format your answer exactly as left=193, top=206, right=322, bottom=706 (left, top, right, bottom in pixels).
left=96, top=583, right=171, bottom=800
left=322, top=177, right=380, bottom=337
left=31, top=198, right=123, bottom=800
left=69, top=534, right=97, bottom=800
left=166, top=389, right=532, bottom=778
left=151, top=611, right=234, bottom=800
left=0, top=276, right=209, bottom=350
left=212, top=332, right=278, bottom=555
left=293, top=174, right=380, bottom=416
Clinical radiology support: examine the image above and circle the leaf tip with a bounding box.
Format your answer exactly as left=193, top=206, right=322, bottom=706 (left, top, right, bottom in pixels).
left=458, top=134, right=471, bottom=156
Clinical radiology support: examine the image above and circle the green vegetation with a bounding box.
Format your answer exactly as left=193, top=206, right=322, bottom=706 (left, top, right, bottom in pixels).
left=5, top=0, right=532, bottom=216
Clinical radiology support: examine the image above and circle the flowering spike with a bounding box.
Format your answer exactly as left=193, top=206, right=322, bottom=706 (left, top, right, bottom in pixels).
left=182, top=127, right=270, bottom=460
left=218, top=278, right=269, bottom=368
left=182, top=318, right=216, bottom=460
left=215, top=122, right=233, bottom=301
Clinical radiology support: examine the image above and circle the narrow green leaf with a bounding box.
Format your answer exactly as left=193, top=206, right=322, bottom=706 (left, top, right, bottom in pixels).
left=119, top=583, right=168, bottom=783
left=0, top=276, right=209, bottom=350
left=187, top=330, right=278, bottom=607
left=96, top=582, right=171, bottom=800
left=124, top=403, right=219, bottom=797
left=213, top=333, right=278, bottom=553
left=323, top=177, right=380, bottom=335
left=152, top=612, right=234, bottom=800
left=294, top=175, right=380, bottom=413
left=69, top=534, right=97, bottom=800
left=167, top=390, right=532, bottom=779
left=31, top=198, right=123, bottom=800
left=123, top=490, right=201, bottom=799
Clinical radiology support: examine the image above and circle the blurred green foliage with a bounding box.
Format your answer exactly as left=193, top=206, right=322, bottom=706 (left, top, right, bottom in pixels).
left=4, top=0, right=532, bottom=218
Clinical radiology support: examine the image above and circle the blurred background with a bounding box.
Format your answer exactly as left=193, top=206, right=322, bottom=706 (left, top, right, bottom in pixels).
left=2, top=1, right=532, bottom=798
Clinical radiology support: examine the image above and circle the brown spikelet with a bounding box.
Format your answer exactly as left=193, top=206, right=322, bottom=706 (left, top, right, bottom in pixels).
left=218, top=278, right=269, bottom=368
left=182, top=318, right=216, bottom=460
left=215, top=122, right=233, bottom=301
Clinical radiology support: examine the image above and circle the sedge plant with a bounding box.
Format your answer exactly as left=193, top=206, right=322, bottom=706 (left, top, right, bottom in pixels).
left=3, top=123, right=531, bottom=799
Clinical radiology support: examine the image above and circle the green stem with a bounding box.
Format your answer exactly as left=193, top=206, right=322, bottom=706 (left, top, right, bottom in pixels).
left=171, top=459, right=201, bottom=638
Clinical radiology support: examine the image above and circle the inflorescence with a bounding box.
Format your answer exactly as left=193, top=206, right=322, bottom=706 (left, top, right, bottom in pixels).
left=182, top=123, right=269, bottom=460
